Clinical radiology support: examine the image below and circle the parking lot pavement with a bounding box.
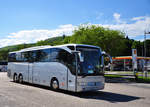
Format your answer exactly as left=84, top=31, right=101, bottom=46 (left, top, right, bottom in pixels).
left=0, top=72, right=150, bottom=107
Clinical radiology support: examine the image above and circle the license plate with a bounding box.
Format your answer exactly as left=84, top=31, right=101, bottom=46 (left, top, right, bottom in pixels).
left=88, top=82, right=95, bottom=86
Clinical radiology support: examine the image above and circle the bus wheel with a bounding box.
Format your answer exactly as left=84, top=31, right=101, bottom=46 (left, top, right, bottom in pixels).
left=51, top=79, right=59, bottom=90
left=19, top=75, right=23, bottom=84
left=13, top=74, right=18, bottom=82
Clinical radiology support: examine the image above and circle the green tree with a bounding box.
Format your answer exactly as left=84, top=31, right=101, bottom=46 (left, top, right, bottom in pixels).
left=132, top=40, right=143, bottom=56
left=123, top=36, right=134, bottom=56
left=146, top=40, right=150, bottom=57
left=0, top=49, right=9, bottom=61
left=69, top=25, right=126, bottom=56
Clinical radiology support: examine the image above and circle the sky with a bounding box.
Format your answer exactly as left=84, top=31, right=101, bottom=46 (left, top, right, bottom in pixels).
left=0, top=0, right=150, bottom=48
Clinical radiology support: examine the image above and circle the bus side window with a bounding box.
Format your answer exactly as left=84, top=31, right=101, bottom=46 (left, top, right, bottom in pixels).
left=28, top=51, right=36, bottom=62
left=8, top=53, right=16, bottom=62
left=21, top=52, right=29, bottom=62
left=16, top=52, right=23, bottom=62
left=66, top=53, right=76, bottom=75
left=37, top=49, right=50, bottom=62
left=50, top=48, right=59, bottom=62
left=50, top=48, right=72, bottom=64
left=57, top=49, right=67, bottom=64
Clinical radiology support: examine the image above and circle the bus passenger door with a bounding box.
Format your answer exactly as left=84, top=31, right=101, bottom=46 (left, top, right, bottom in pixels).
left=67, top=53, right=76, bottom=92
left=67, top=69, right=76, bottom=91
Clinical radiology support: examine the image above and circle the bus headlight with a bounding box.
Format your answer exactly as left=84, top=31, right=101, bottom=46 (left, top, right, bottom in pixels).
left=78, top=82, right=87, bottom=86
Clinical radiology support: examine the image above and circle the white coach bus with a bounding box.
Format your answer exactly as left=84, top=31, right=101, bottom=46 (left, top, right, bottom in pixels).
left=7, top=44, right=106, bottom=92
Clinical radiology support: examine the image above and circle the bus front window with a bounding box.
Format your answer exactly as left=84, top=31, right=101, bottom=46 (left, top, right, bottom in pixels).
left=77, top=48, right=103, bottom=76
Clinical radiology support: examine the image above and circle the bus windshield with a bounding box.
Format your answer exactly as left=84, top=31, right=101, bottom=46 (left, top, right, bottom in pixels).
left=77, top=47, right=103, bottom=76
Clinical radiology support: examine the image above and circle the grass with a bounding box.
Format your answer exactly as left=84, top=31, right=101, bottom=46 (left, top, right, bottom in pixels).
left=104, top=74, right=123, bottom=78
left=105, top=74, right=150, bottom=83
left=136, top=76, right=150, bottom=83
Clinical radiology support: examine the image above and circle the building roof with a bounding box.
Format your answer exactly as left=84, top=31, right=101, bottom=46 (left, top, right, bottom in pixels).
left=112, top=56, right=150, bottom=60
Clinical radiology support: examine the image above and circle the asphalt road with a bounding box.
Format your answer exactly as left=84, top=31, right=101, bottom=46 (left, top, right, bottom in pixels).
left=0, top=72, right=150, bottom=107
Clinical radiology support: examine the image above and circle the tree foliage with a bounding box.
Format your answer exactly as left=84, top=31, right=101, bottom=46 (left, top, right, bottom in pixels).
left=69, top=25, right=126, bottom=56
left=0, top=49, right=9, bottom=61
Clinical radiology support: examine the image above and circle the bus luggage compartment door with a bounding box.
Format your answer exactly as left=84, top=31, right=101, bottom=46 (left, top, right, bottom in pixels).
left=28, top=63, right=33, bottom=83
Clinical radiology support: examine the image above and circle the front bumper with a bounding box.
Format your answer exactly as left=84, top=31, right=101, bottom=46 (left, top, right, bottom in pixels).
left=76, top=83, right=105, bottom=92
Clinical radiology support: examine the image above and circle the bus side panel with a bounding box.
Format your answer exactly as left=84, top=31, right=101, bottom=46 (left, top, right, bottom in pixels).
left=67, top=69, right=76, bottom=92
left=7, top=63, right=15, bottom=79
left=7, top=62, right=29, bottom=81
left=15, top=62, right=29, bottom=82
left=48, top=62, right=68, bottom=90
left=33, top=62, right=68, bottom=90
left=32, top=63, right=41, bottom=85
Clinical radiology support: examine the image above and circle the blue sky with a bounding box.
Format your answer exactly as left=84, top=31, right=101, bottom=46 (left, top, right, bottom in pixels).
left=0, top=0, right=150, bottom=47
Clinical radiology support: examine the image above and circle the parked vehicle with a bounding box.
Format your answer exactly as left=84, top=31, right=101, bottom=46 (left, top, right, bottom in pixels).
left=0, top=62, right=7, bottom=72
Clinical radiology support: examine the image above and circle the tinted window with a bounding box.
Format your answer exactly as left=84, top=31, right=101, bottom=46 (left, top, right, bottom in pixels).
left=57, top=49, right=68, bottom=63
left=77, top=47, right=102, bottom=76
left=21, top=52, right=29, bottom=62
left=50, top=48, right=68, bottom=63
left=66, top=53, right=76, bottom=75
left=50, top=48, right=59, bottom=62
left=28, top=51, right=36, bottom=62
left=50, top=48, right=76, bottom=74
left=36, top=49, right=50, bottom=62
left=8, top=53, right=16, bottom=62
left=16, top=52, right=23, bottom=62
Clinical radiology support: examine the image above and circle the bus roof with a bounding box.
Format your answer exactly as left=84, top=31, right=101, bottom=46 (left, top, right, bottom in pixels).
left=58, top=44, right=100, bottom=48
left=9, top=44, right=100, bottom=53
left=9, top=45, right=52, bottom=53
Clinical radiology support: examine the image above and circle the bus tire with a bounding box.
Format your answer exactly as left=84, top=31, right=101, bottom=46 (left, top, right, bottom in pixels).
left=51, top=78, right=59, bottom=90
left=19, top=74, right=23, bottom=84
left=13, top=74, right=18, bottom=82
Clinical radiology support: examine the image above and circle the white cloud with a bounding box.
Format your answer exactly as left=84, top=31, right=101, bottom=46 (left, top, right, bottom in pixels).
left=113, top=13, right=121, bottom=23
left=0, top=24, right=77, bottom=48
left=113, top=13, right=126, bottom=24
left=131, top=16, right=146, bottom=21
left=0, top=14, right=150, bottom=48
left=102, top=16, right=150, bottom=38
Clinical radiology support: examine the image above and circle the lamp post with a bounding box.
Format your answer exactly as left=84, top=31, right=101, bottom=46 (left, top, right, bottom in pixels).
left=144, top=31, right=150, bottom=57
